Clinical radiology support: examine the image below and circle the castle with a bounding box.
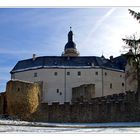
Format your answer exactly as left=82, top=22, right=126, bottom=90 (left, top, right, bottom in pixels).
left=0, top=28, right=139, bottom=122
left=10, top=28, right=132, bottom=104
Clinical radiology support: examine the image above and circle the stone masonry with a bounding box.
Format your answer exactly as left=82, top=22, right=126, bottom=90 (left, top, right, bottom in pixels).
left=5, top=80, right=42, bottom=120
left=31, top=92, right=140, bottom=122
left=1, top=80, right=140, bottom=122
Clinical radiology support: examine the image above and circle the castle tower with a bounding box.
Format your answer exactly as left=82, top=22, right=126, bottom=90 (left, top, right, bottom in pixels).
left=62, top=27, right=79, bottom=57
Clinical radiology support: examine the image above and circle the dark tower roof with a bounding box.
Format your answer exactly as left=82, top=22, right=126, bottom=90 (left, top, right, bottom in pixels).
left=62, top=27, right=79, bottom=56
left=64, top=27, right=76, bottom=50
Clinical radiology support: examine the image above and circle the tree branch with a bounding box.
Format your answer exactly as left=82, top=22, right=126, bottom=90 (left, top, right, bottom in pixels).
left=128, top=9, right=140, bottom=23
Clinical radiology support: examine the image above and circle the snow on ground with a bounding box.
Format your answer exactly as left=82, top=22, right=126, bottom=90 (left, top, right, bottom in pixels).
left=1, top=125, right=140, bottom=133
left=0, top=118, right=140, bottom=133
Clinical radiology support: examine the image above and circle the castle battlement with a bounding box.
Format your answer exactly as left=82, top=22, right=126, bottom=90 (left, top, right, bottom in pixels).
left=0, top=80, right=139, bottom=123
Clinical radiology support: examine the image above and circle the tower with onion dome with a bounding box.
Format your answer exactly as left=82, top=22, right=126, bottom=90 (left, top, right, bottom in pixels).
left=62, top=27, right=79, bottom=56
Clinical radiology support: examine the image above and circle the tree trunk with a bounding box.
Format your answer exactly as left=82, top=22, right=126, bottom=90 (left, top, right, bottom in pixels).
left=137, top=67, right=140, bottom=102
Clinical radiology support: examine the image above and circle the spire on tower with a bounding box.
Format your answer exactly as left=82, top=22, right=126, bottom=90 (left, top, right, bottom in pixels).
left=68, top=27, right=73, bottom=42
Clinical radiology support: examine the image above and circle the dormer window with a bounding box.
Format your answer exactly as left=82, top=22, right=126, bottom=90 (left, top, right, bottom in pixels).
left=91, top=63, right=94, bottom=67
left=54, top=61, right=57, bottom=65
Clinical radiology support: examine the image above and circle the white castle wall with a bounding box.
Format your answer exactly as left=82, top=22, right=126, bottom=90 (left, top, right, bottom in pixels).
left=11, top=67, right=125, bottom=104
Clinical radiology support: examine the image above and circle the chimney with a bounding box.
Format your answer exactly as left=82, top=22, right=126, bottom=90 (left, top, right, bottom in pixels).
left=33, top=54, right=36, bottom=61
left=110, top=56, right=113, bottom=61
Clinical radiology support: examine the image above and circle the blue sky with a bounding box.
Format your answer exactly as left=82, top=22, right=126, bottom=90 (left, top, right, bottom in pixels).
left=0, top=7, right=140, bottom=92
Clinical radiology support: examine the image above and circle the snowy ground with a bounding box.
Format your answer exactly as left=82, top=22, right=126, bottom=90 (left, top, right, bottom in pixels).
left=1, top=125, right=140, bottom=133
left=1, top=119, right=140, bottom=133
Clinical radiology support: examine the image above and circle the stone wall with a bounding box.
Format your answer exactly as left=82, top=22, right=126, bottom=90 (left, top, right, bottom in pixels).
left=1, top=80, right=140, bottom=122
left=6, top=80, right=42, bottom=120
left=0, top=92, right=5, bottom=115
left=30, top=92, right=140, bottom=122
left=72, top=84, right=95, bottom=102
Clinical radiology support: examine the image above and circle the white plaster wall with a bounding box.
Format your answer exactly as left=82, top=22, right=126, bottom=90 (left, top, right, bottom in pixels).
left=12, top=67, right=125, bottom=104
left=65, top=68, right=103, bottom=102
left=102, top=69, right=125, bottom=96
left=13, top=69, right=65, bottom=104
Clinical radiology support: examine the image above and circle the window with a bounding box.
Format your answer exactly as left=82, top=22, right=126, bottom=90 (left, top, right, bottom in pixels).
left=110, top=83, right=112, bottom=89
left=95, top=72, right=98, bottom=75
left=56, top=89, right=59, bottom=93
left=78, top=71, right=81, bottom=76
left=67, top=72, right=70, bottom=76
left=54, top=72, right=58, bottom=76
left=34, top=72, right=37, bottom=77
left=120, top=75, right=122, bottom=77
left=17, top=88, right=20, bottom=92
left=105, top=72, right=107, bottom=76
left=122, top=83, right=124, bottom=87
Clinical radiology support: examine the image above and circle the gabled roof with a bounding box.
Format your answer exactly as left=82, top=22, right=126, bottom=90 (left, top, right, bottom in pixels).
left=11, top=55, right=126, bottom=74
